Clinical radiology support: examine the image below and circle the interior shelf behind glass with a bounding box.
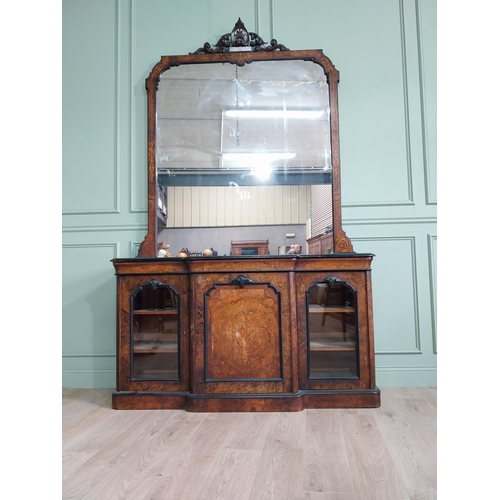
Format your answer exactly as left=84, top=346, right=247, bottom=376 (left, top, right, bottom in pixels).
left=307, top=281, right=359, bottom=378
left=131, top=285, right=180, bottom=380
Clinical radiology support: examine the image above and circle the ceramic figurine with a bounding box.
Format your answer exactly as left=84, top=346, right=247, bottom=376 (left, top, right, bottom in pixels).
left=157, top=242, right=172, bottom=257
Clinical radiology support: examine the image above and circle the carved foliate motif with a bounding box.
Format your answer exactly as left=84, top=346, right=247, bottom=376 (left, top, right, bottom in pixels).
left=230, top=275, right=256, bottom=288
left=191, top=18, right=289, bottom=54
left=323, top=276, right=341, bottom=287
left=143, top=279, right=163, bottom=290
left=320, top=276, right=355, bottom=294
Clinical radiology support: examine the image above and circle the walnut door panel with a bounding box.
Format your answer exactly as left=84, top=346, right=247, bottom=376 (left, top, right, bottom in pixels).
left=206, top=285, right=281, bottom=379
left=192, top=273, right=292, bottom=394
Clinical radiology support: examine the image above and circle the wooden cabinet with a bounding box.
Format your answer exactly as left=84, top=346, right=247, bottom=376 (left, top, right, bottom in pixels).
left=230, top=239, right=269, bottom=256
left=112, top=255, right=379, bottom=411
left=112, top=20, right=379, bottom=411
left=306, top=233, right=334, bottom=254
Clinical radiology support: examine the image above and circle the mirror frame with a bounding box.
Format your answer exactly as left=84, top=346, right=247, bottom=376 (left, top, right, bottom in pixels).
left=138, top=19, right=352, bottom=257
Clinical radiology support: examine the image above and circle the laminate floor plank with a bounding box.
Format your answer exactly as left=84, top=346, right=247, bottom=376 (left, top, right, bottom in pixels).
left=62, top=389, right=111, bottom=423
left=380, top=388, right=437, bottom=455
left=396, top=387, right=437, bottom=407
left=405, top=488, right=438, bottom=500
left=78, top=411, right=208, bottom=500
left=62, top=409, right=149, bottom=478
left=222, top=412, right=274, bottom=451
left=303, top=493, right=355, bottom=500
left=398, top=396, right=437, bottom=443
left=248, top=412, right=307, bottom=500
left=63, top=395, right=122, bottom=445
left=182, top=413, right=276, bottom=500
left=138, top=413, right=238, bottom=500
left=194, top=448, right=263, bottom=500
left=374, top=393, right=437, bottom=495
left=61, top=388, right=437, bottom=500
left=63, top=410, right=176, bottom=499
left=62, top=388, right=88, bottom=407
left=341, top=411, right=411, bottom=500
left=302, top=409, right=355, bottom=497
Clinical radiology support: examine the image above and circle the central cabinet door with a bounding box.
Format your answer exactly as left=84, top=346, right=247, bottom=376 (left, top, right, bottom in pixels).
left=191, top=272, right=293, bottom=395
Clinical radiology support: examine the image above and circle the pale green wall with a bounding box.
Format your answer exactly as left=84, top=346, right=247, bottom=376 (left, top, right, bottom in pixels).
left=62, top=0, right=436, bottom=388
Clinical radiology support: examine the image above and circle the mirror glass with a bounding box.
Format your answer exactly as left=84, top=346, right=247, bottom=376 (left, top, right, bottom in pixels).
left=155, top=59, right=333, bottom=257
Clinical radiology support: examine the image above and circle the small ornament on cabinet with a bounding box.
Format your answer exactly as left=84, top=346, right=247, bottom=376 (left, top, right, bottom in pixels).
left=157, top=242, right=172, bottom=257
left=177, top=247, right=190, bottom=258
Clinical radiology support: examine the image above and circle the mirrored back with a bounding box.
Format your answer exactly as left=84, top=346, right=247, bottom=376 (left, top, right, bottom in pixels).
left=138, top=20, right=352, bottom=257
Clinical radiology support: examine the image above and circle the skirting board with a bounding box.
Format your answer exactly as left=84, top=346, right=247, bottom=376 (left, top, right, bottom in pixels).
left=375, top=367, right=437, bottom=387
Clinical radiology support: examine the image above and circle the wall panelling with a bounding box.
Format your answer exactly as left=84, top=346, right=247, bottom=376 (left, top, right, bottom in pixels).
left=62, top=0, right=436, bottom=387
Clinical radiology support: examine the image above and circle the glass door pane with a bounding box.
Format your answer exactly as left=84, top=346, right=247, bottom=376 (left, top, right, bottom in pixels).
left=131, top=282, right=179, bottom=380
left=307, top=279, right=359, bottom=379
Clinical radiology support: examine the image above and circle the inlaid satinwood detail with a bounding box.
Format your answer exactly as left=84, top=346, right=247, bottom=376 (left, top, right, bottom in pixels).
left=205, top=283, right=282, bottom=380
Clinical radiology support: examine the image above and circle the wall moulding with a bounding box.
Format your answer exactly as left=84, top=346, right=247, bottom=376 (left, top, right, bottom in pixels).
left=427, top=234, right=437, bottom=355
left=352, top=235, right=422, bottom=354
left=63, top=223, right=147, bottom=233
left=344, top=216, right=436, bottom=226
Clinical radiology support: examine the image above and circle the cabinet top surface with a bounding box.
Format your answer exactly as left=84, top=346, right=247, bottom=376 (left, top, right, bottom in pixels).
left=112, top=254, right=374, bottom=274
left=113, top=253, right=373, bottom=262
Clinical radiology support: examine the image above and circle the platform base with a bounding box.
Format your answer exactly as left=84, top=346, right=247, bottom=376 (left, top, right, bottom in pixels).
left=112, top=388, right=381, bottom=411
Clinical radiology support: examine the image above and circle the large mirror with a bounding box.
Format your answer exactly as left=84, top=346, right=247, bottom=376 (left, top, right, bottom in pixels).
left=138, top=19, right=352, bottom=257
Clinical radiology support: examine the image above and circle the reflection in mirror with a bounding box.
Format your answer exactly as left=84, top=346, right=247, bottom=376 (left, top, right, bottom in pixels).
left=155, top=59, right=334, bottom=257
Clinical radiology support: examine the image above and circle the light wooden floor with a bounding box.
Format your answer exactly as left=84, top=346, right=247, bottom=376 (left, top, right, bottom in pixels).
left=62, top=387, right=436, bottom=500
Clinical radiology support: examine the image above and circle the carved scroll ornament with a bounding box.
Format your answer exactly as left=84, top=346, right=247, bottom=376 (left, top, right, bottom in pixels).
left=191, top=18, right=289, bottom=54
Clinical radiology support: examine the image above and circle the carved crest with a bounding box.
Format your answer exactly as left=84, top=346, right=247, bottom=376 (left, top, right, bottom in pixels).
left=144, top=279, right=163, bottom=290
left=323, top=276, right=341, bottom=287
left=230, top=275, right=256, bottom=288
left=191, top=18, right=289, bottom=54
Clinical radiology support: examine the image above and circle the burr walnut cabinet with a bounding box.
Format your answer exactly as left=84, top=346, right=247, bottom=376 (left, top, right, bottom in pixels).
left=112, top=20, right=380, bottom=411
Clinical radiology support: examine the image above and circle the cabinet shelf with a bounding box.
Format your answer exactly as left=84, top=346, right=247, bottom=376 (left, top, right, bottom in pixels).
left=133, top=341, right=178, bottom=353
left=308, top=304, right=354, bottom=314
left=133, top=309, right=177, bottom=315
left=309, top=338, right=356, bottom=351
left=134, top=332, right=177, bottom=341
left=135, top=369, right=178, bottom=375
